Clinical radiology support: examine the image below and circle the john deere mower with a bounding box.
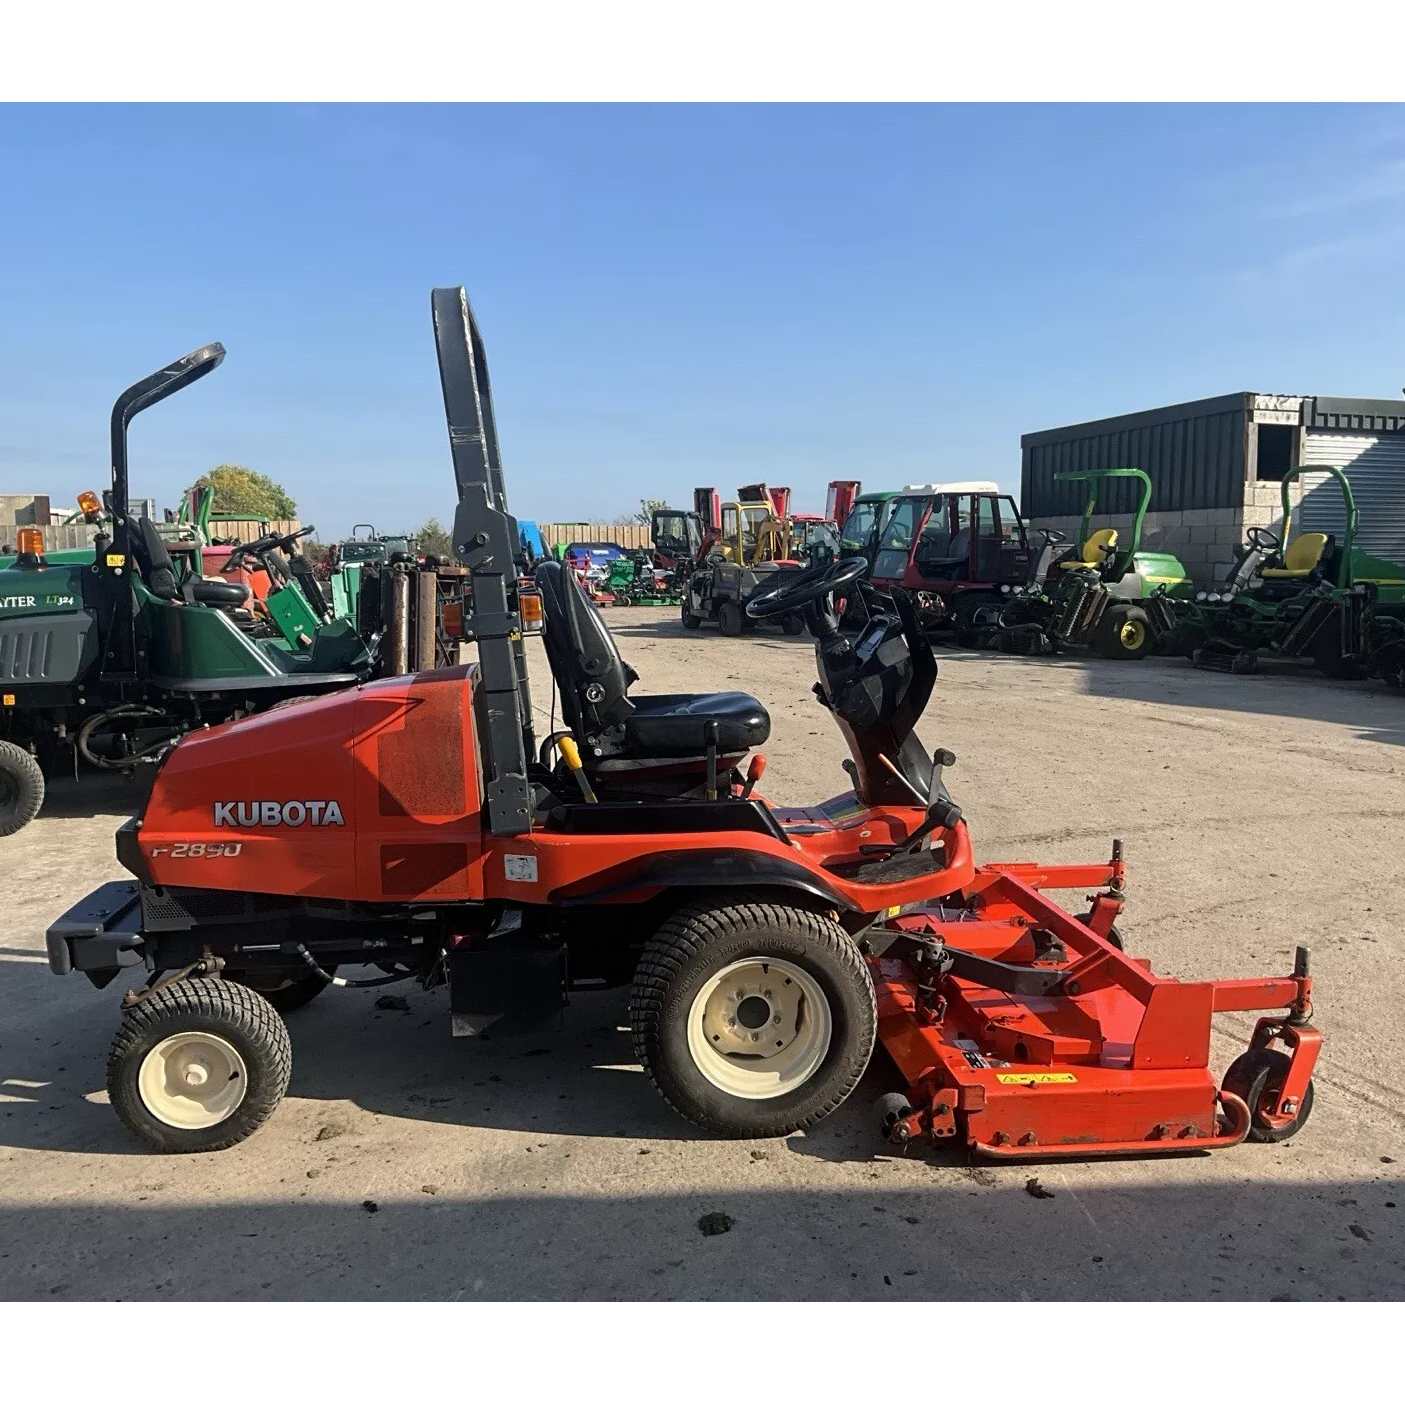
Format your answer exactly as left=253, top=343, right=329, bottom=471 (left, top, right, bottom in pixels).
left=1177, top=464, right=1405, bottom=678
left=982, top=467, right=1193, bottom=660
left=45, top=287, right=1320, bottom=1162
left=0, top=345, right=373, bottom=836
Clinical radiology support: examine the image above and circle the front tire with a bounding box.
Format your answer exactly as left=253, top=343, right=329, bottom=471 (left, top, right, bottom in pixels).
left=718, top=601, right=743, bottom=637
left=630, top=899, right=876, bottom=1137
left=680, top=598, right=701, bottom=630
left=107, top=978, right=292, bottom=1153
left=0, top=740, right=45, bottom=836
left=1094, top=603, right=1154, bottom=660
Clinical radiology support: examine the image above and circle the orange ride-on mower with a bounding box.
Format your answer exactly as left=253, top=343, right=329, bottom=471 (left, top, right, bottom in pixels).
left=46, top=287, right=1322, bottom=1157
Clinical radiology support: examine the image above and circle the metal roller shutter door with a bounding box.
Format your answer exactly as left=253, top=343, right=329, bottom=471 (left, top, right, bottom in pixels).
left=1298, top=432, right=1405, bottom=568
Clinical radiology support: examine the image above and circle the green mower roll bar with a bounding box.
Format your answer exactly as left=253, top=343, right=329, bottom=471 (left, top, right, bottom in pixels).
left=1279, top=464, right=1356, bottom=590
left=1052, top=466, right=1152, bottom=581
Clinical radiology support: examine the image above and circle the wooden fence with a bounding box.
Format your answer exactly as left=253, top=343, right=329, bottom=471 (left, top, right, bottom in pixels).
left=537, top=522, right=653, bottom=550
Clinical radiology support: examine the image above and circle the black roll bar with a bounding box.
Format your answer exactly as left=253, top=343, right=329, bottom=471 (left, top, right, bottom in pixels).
left=430, top=286, right=535, bottom=836
left=108, top=342, right=225, bottom=557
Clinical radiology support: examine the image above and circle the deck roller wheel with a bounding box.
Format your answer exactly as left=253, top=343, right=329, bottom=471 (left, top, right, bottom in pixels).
left=1221, top=1047, right=1315, bottom=1144
left=630, top=899, right=876, bottom=1137
left=107, top=978, right=292, bottom=1153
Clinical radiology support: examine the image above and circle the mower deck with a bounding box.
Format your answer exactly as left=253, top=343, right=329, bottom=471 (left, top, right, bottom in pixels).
left=867, top=851, right=1319, bottom=1158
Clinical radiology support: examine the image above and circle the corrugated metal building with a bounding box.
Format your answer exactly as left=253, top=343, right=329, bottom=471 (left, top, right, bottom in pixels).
left=1021, top=392, right=1405, bottom=585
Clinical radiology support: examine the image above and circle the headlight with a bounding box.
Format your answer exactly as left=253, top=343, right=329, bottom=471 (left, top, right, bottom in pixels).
left=1195, top=591, right=1207, bottom=602
left=1207, top=592, right=1221, bottom=603
left=1000, top=584, right=1011, bottom=593
left=1249, top=578, right=1263, bottom=590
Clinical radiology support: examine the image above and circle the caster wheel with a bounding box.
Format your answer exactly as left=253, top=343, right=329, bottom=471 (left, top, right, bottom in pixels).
left=1222, top=1047, right=1315, bottom=1143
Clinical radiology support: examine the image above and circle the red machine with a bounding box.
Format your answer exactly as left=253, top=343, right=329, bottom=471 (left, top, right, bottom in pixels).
left=869, top=481, right=1036, bottom=631
left=827, top=480, right=861, bottom=530
left=45, top=288, right=1320, bottom=1158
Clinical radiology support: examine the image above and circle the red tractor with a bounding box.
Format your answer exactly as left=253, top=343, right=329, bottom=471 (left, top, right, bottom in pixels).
left=45, top=288, right=1320, bottom=1160
left=868, top=481, right=1037, bottom=633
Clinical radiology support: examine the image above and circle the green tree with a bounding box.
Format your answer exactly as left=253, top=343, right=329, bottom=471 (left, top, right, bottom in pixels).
left=636, top=497, right=669, bottom=525
left=190, top=464, right=297, bottom=519
left=413, top=516, right=453, bottom=558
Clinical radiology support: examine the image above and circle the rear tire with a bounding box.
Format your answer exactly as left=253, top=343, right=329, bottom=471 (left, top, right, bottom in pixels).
left=630, top=899, right=876, bottom=1137
left=1222, top=1047, right=1315, bottom=1144
left=107, top=978, right=292, bottom=1153
left=0, top=740, right=45, bottom=836
left=1093, top=603, right=1154, bottom=660
left=718, top=601, right=743, bottom=637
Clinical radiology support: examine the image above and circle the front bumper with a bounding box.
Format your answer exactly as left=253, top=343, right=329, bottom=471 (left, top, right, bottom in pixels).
left=46, top=880, right=146, bottom=988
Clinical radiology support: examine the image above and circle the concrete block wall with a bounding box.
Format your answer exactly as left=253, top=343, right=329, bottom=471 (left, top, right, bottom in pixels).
left=1025, top=479, right=1306, bottom=588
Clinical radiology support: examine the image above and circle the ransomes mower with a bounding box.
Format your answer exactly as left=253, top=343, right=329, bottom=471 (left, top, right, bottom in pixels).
left=1176, top=464, right=1405, bottom=678
left=0, top=344, right=374, bottom=836
left=979, top=467, right=1193, bottom=660
left=45, top=287, right=1322, bottom=1160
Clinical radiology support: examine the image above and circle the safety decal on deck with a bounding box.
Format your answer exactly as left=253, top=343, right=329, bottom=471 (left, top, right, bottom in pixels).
left=995, top=1072, right=1078, bottom=1085
left=503, top=854, right=538, bottom=883
left=106, top=554, right=126, bottom=567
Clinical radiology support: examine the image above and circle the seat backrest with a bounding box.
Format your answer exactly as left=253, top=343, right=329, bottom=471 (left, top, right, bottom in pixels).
left=131, top=516, right=179, bottom=599
left=533, top=560, right=636, bottom=739
left=1284, top=532, right=1328, bottom=573
left=1081, top=526, right=1118, bottom=565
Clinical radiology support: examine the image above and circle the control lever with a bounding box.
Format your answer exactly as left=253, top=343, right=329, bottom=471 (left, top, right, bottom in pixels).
left=740, top=753, right=766, bottom=800
left=557, top=736, right=598, bottom=804
left=893, top=796, right=963, bottom=856
left=704, top=719, right=719, bottom=801
left=928, top=747, right=956, bottom=806
left=841, top=757, right=861, bottom=796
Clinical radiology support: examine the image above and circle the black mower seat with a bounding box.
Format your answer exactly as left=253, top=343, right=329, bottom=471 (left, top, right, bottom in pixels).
left=624, top=692, right=770, bottom=757
left=533, top=559, right=771, bottom=762
left=186, top=577, right=251, bottom=608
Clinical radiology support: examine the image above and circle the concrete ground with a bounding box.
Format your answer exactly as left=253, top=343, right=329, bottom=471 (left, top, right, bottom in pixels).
left=2, top=604, right=1403, bottom=1300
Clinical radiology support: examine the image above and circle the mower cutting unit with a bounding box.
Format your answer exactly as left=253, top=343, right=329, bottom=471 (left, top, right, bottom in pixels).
left=1176, top=464, right=1405, bottom=678
left=978, top=468, right=1192, bottom=660
left=44, top=288, right=1321, bottom=1160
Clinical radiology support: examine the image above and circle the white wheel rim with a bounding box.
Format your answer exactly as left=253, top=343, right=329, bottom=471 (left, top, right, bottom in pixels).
left=687, top=957, right=832, bottom=1100
left=137, top=1032, right=248, bottom=1130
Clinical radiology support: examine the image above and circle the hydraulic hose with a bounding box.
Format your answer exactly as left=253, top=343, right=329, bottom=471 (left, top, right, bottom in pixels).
left=294, top=944, right=414, bottom=989
left=76, top=705, right=174, bottom=770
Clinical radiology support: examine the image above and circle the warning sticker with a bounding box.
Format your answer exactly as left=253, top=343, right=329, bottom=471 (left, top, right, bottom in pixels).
left=503, top=854, right=538, bottom=883
left=106, top=553, right=126, bottom=567
left=995, top=1072, right=1078, bottom=1085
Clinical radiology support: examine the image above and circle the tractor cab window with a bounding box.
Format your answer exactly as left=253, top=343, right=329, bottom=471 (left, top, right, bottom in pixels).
left=996, top=496, right=1027, bottom=545
left=652, top=511, right=700, bottom=557
left=873, top=497, right=924, bottom=579
left=948, top=498, right=973, bottom=562
left=842, top=501, right=875, bottom=552
left=917, top=499, right=952, bottom=555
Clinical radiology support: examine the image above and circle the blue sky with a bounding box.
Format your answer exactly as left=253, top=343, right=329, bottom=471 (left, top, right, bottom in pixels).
left=1, top=103, right=1403, bottom=538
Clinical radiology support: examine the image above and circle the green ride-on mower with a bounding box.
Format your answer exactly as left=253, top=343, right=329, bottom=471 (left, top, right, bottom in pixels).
left=1177, top=464, right=1405, bottom=678
left=605, top=549, right=684, bottom=606
left=0, top=344, right=374, bottom=837
left=977, top=467, right=1193, bottom=661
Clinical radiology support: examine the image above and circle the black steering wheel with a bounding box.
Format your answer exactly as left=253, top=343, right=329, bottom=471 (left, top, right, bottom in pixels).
left=221, top=525, right=315, bottom=574
left=1246, top=526, right=1280, bottom=552
left=1039, top=527, right=1067, bottom=544
left=745, top=555, right=868, bottom=619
